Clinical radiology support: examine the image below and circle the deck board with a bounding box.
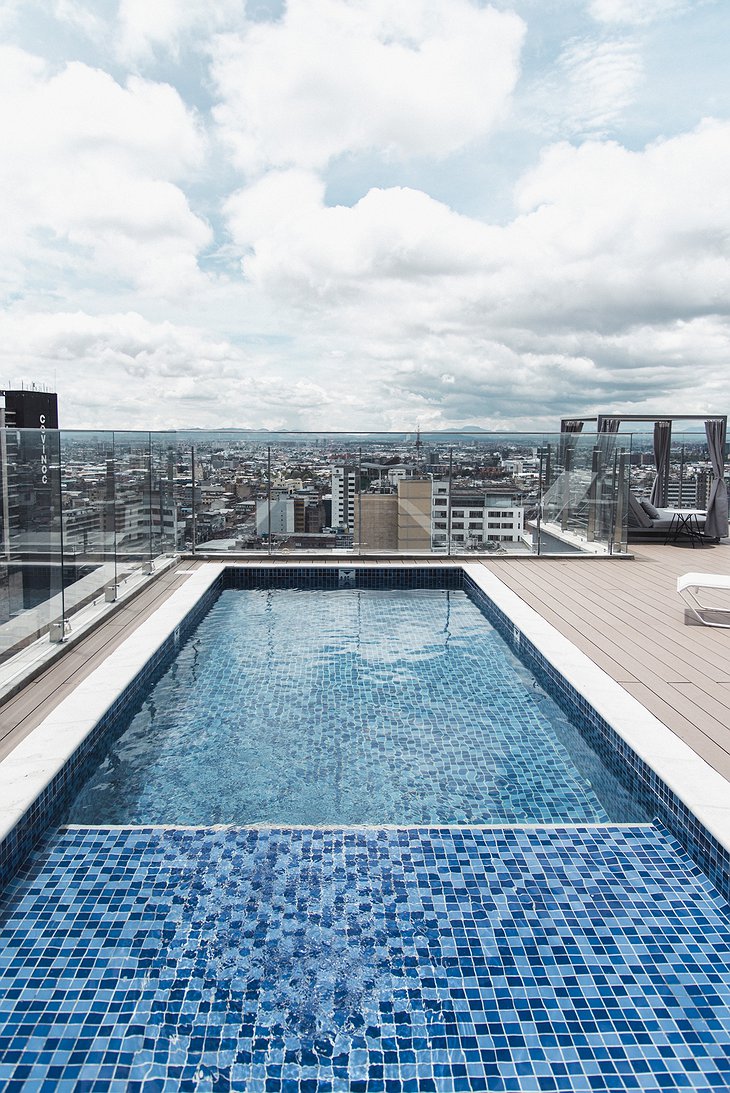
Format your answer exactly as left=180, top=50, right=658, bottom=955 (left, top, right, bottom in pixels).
left=480, top=541, right=730, bottom=780
left=0, top=563, right=201, bottom=762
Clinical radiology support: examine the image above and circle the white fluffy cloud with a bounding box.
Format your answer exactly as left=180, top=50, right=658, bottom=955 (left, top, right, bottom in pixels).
left=0, top=46, right=210, bottom=298
left=214, top=118, right=730, bottom=425
left=226, top=120, right=730, bottom=331
left=509, top=119, right=730, bottom=324
left=0, top=0, right=728, bottom=430
left=0, top=310, right=358, bottom=429
left=116, top=0, right=246, bottom=62
left=211, top=0, right=525, bottom=173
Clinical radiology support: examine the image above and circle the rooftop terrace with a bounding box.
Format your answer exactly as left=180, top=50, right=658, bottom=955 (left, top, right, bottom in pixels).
left=1, top=534, right=730, bottom=1088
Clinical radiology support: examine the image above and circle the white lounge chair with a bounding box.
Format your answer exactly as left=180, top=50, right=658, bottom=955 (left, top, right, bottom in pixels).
left=677, top=572, right=730, bottom=628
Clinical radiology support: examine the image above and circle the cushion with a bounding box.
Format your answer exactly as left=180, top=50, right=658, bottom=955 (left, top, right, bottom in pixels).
left=640, top=499, right=661, bottom=519
left=628, top=493, right=652, bottom=528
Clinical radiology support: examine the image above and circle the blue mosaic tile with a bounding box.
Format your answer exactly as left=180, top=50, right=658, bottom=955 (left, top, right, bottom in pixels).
left=222, top=567, right=463, bottom=591
left=2, top=563, right=730, bottom=924
left=461, top=574, right=730, bottom=904
left=0, top=577, right=223, bottom=891
left=67, top=588, right=646, bottom=827
left=1, top=824, right=730, bottom=1091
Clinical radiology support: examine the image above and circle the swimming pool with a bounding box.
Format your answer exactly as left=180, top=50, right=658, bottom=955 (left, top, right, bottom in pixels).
left=4, top=563, right=730, bottom=1092
left=68, top=585, right=647, bottom=826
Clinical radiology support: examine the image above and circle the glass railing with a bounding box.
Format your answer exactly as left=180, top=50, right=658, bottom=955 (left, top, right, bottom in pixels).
left=182, top=430, right=629, bottom=558
left=1, top=429, right=183, bottom=665
left=1, top=426, right=64, bottom=661
left=0, top=427, right=643, bottom=664
left=538, top=432, right=630, bottom=553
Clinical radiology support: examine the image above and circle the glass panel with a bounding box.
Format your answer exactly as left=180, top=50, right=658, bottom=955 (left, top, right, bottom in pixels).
left=113, top=432, right=153, bottom=581
left=174, top=429, right=631, bottom=558
left=538, top=432, right=631, bottom=554
left=181, top=432, right=272, bottom=554
left=150, top=432, right=180, bottom=557
left=0, top=426, right=63, bottom=663
left=59, top=430, right=117, bottom=618
left=442, top=435, right=540, bottom=556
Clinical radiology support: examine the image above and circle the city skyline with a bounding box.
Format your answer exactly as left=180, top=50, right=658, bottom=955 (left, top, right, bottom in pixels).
left=0, top=0, right=728, bottom=431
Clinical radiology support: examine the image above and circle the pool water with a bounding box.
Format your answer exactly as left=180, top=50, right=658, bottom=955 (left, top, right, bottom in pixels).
left=69, top=588, right=648, bottom=825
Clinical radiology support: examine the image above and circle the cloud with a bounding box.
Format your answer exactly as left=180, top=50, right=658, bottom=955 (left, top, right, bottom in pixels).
left=211, top=0, right=525, bottom=174
left=51, top=0, right=106, bottom=39
left=229, top=178, right=494, bottom=304
left=0, top=1, right=727, bottom=432
left=589, top=0, right=691, bottom=26
left=0, top=47, right=210, bottom=298
left=508, top=119, right=730, bottom=326
left=227, top=120, right=730, bottom=329
left=0, top=309, right=360, bottom=430
left=116, top=0, right=246, bottom=62
left=212, top=119, right=730, bottom=428
left=525, top=34, right=643, bottom=138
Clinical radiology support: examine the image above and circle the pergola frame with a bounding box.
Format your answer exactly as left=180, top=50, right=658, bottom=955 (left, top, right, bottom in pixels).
left=561, top=413, right=727, bottom=437
left=560, top=413, right=727, bottom=512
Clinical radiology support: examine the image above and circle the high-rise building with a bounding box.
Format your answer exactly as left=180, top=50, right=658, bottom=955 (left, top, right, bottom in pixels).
left=0, top=387, right=59, bottom=430
left=431, top=483, right=524, bottom=550
left=354, top=494, right=398, bottom=551
left=0, top=386, right=60, bottom=642
left=256, top=496, right=295, bottom=536
left=397, top=478, right=432, bottom=552
left=331, top=466, right=358, bottom=530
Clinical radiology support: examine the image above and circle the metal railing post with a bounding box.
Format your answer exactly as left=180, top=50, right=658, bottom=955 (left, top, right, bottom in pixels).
left=536, top=446, right=544, bottom=555
left=267, top=445, right=272, bottom=556
left=447, top=447, right=453, bottom=556
left=191, top=445, right=196, bottom=555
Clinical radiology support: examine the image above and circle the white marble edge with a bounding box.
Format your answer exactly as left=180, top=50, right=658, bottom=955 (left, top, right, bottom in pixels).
left=0, top=564, right=226, bottom=847
left=463, top=563, right=730, bottom=857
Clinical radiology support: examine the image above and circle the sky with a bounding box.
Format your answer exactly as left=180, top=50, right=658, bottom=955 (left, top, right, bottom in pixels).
left=0, top=0, right=728, bottom=431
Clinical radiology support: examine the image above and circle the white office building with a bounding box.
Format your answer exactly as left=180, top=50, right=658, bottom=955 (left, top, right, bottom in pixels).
left=331, top=466, right=358, bottom=530
left=255, top=497, right=295, bottom=536
left=431, top=482, right=524, bottom=549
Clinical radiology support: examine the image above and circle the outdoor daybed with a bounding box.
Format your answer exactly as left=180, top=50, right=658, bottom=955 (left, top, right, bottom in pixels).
left=627, top=493, right=707, bottom=541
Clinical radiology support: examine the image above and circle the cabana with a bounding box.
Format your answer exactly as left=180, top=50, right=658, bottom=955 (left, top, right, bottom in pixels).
left=560, top=414, right=729, bottom=541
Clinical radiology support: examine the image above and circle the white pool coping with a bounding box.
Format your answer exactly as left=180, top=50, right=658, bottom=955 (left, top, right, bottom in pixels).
left=0, top=564, right=225, bottom=847
left=462, top=562, right=730, bottom=856
left=1, top=560, right=729, bottom=866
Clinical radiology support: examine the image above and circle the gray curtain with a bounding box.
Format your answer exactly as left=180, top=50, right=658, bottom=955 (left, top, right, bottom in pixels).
left=704, top=419, right=729, bottom=539
left=558, top=419, right=584, bottom=468
left=649, top=421, right=671, bottom=507
left=597, top=416, right=620, bottom=463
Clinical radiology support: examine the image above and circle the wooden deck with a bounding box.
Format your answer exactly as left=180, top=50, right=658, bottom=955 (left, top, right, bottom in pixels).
left=0, top=560, right=202, bottom=763
left=480, top=541, right=730, bottom=781
left=1, top=545, right=729, bottom=782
